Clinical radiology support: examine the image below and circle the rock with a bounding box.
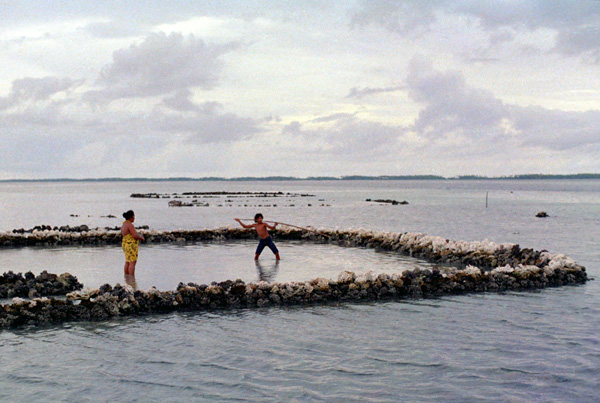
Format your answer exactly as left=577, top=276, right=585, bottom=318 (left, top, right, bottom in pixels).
left=366, top=199, right=409, bottom=205
left=536, top=211, right=549, bottom=218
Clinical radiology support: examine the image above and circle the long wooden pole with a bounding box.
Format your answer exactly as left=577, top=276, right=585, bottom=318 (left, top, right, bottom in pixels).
left=235, top=219, right=330, bottom=237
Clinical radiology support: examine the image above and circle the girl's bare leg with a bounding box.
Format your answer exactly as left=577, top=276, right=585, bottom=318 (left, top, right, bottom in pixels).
left=124, top=273, right=137, bottom=290
left=129, top=261, right=137, bottom=275
left=124, top=261, right=130, bottom=274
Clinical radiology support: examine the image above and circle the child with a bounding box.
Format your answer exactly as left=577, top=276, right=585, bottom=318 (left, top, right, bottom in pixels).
left=235, top=214, right=281, bottom=260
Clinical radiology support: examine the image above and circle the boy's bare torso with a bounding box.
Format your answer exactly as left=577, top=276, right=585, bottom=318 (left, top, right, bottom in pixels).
left=253, top=223, right=270, bottom=239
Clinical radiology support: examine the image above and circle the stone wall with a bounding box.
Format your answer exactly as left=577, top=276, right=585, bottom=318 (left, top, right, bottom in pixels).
left=0, top=227, right=588, bottom=329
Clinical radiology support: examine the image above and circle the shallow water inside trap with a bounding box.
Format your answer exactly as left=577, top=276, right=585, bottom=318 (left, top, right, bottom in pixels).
left=0, top=240, right=439, bottom=291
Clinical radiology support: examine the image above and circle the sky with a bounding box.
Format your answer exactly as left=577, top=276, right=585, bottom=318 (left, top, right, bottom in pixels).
left=1, top=0, right=599, bottom=179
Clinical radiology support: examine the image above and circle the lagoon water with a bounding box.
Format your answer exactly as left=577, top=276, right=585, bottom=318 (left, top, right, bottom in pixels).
left=1, top=180, right=599, bottom=402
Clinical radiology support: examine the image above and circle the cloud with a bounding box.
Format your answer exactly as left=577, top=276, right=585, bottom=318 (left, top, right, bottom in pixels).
left=309, top=112, right=357, bottom=123
left=273, top=52, right=600, bottom=172
left=282, top=112, right=406, bottom=159
left=509, top=106, right=600, bottom=150
left=351, top=0, right=600, bottom=62
left=331, top=53, right=600, bottom=160
left=0, top=85, right=262, bottom=179
left=351, top=0, right=438, bottom=36
left=346, top=86, right=404, bottom=99
left=405, top=56, right=506, bottom=140
left=63, top=141, right=108, bottom=168
left=86, top=32, right=238, bottom=102
left=403, top=56, right=600, bottom=151
left=0, top=76, right=83, bottom=110
left=451, top=1, right=599, bottom=32
left=152, top=100, right=262, bottom=144
left=81, top=20, right=146, bottom=39
left=161, top=89, right=201, bottom=112
left=554, top=26, right=600, bottom=63
left=1, top=3, right=599, bottom=178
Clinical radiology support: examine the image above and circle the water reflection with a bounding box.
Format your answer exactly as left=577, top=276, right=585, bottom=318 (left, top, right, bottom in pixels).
left=124, top=274, right=137, bottom=290
left=255, top=260, right=279, bottom=282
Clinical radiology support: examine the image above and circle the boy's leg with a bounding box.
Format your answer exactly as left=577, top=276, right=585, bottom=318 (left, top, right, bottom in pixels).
left=255, top=239, right=267, bottom=260
left=267, top=239, right=280, bottom=260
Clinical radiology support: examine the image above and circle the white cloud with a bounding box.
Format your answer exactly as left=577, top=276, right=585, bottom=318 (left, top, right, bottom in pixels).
left=402, top=56, right=600, bottom=152
left=270, top=55, right=600, bottom=176
left=0, top=1, right=599, bottom=178
left=0, top=77, right=83, bottom=111
left=152, top=99, right=262, bottom=143
left=86, top=32, right=238, bottom=102
left=82, top=20, right=147, bottom=39
left=351, top=0, right=438, bottom=36
left=352, top=0, right=600, bottom=62
left=405, top=56, right=507, bottom=140
left=161, top=89, right=201, bottom=112
left=509, top=106, right=600, bottom=150
left=346, top=86, right=405, bottom=99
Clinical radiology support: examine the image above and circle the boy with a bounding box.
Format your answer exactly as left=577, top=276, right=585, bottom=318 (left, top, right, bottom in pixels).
left=235, top=214, right=281, bottom=260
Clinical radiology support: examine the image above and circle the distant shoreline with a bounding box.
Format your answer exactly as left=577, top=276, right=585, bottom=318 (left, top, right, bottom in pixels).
left=1, top=174, right=599, bottom=182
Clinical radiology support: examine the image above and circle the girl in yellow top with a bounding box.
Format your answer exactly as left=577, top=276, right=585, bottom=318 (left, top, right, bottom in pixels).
left=121, top=210, right=145, bottom=275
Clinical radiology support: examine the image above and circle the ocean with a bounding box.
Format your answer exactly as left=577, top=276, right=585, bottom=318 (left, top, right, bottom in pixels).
left=1, top=179, right=599, bottom=402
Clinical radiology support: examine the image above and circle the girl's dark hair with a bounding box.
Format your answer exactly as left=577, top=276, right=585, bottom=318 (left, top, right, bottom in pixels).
left=123, top=210, right=135, bottom=220
left=254, top=213, right=263, bottom=221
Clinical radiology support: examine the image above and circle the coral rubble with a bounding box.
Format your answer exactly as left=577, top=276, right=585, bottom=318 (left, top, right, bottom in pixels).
left=0, top=227, right=588, bottom=330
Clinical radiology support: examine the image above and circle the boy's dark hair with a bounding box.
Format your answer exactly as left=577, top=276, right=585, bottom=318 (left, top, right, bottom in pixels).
left=254, top=213, right=263, bottom=222
left=123, top=210, right=135, bottom=220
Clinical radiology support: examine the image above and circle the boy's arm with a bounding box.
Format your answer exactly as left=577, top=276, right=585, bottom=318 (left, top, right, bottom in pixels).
left=265, top=222, right=278, bottom=230
left=235, top=218, right=254, bottom=229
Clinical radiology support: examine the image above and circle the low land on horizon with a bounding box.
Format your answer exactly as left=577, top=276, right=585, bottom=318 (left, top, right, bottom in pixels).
left=1, top=174, right=600, bottom=182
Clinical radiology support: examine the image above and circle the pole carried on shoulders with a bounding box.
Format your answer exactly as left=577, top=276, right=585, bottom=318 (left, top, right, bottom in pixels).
left=235, top=218, right=330, bottom=237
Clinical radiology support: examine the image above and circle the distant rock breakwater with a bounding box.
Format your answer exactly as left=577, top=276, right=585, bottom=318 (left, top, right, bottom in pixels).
left=0, top=227, right=588, bottom=329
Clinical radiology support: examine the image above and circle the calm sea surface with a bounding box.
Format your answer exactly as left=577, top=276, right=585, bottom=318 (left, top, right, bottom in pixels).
left=1, top=180, right=599, bottom=402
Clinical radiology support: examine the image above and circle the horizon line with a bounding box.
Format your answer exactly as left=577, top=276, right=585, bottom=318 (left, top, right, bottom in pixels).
left=1, top=173, right=600, bottom=182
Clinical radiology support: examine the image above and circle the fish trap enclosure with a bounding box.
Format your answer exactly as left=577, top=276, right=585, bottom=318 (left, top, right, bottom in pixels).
left=0, top=227, right=588, bottom=329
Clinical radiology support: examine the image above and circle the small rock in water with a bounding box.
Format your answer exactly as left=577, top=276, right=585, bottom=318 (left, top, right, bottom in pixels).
left=536, top=211, right=549, bottom=218
left=366, top=199, right=409, bottom=205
